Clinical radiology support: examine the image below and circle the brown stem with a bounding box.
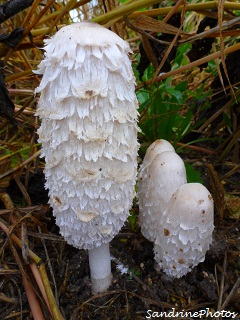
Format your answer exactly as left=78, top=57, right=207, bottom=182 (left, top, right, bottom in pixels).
left=22, top=275, right=45, bottom=320
left=0, top=220, right=64, bottom=320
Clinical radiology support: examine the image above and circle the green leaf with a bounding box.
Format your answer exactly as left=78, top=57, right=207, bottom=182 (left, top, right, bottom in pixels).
left=185, top=163, right=203, bottom=184
left=128, top=211, right=137, bottom=231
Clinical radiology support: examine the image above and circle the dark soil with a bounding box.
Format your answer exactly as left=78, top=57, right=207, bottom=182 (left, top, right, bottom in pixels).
left=0, top=154, right=240, bottom=320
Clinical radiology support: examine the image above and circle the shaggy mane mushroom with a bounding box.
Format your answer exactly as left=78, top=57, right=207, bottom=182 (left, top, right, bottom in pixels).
left=138, top=141, right=187, bottom=242
left=154, top=183, right=214, bottom=278
left=138, top=140, right=214, bottom=278
left=35, top=22, right=139, bottom=294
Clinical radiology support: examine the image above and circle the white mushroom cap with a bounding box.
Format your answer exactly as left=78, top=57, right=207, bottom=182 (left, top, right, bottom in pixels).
left=140, top=139, right=175, bottom=173
left=43, top=22, right=128, bottom=48
left=154, top=183, right=214, bottom=278
left=35, top=22, right=139, bottom=250
left=138, top=150, right=187, bottom=242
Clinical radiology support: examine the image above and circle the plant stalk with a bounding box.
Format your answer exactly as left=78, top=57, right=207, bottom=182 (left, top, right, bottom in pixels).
left=0, top=220, right=64, bottom=320
left=136, top=42, right=240, bottom=90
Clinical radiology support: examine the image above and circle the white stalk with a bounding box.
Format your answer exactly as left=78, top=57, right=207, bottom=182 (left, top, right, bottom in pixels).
left=88, top=242, right=113, bottom=294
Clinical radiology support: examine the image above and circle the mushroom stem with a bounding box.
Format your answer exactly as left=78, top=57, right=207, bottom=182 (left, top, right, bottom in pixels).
left=88, top=242, right=113, bottom=294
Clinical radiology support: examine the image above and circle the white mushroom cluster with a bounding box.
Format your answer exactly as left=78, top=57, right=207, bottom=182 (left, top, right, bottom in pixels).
left=138, top=140, right=214, bottom=278
left=35, top=22, right=139, bottom=293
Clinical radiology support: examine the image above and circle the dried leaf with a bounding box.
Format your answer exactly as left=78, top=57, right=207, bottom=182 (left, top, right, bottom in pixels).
left=206, top=164, right=226, bottom=222
left=218, top=0, right=236, bottom=100
left=141, top=34, right=159, bottom=69
left=132, top=14, right=186, bottom=36
left=225, top=194, right=240, bottom=220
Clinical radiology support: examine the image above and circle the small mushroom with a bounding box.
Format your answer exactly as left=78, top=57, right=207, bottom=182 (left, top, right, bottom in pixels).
left=154, top=183, right=214, bottom=278
left=138, top=145, right=187, bottom=242
left=35, top=22, right=139, bottom=294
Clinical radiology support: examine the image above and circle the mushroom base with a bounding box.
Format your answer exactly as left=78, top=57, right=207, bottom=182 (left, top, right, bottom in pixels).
left=88, top=242, right=112, bottom=294
left=91, top=273, right=113, bottom=295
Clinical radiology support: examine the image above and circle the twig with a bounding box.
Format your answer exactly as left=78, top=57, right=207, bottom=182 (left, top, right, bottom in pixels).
left=22, top=275, right=45, bottom=320
left=38, top=263, right=64, bottom=320
left=176, top=142, right=215, bottom=155
left=0, top=220, right=64, bottom=320
left=0, top=150, right=41, bottom=180
left=221, top=277, right=240, bottom=309
left=0, top=292, right=18, bottom=304
left=29, top=263, right=52, bottom=314
left=179, top=16, right=240, bottom=44
left=0, top=192, right=14, bottom=210
left=39, top=0, right=77, bottom=38
left=128, top=1, right=240, bottom=21
left=216, top=250, right=228, bottom=318
left=136, top=42, right=240, bottom=90
left=39, top=226, right=59, bottom=306
left=9, top=238, right=45, bottom=320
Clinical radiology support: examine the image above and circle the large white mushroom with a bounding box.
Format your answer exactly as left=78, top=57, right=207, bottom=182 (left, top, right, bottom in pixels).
left=35, top=22, right=139, bottom=294
left=154, top=183, right=214, bottom=278
left=138, top=142, right=187, bottom=242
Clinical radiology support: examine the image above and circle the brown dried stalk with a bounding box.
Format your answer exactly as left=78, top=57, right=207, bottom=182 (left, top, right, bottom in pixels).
left=0, top=220, right=64, bottom=320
